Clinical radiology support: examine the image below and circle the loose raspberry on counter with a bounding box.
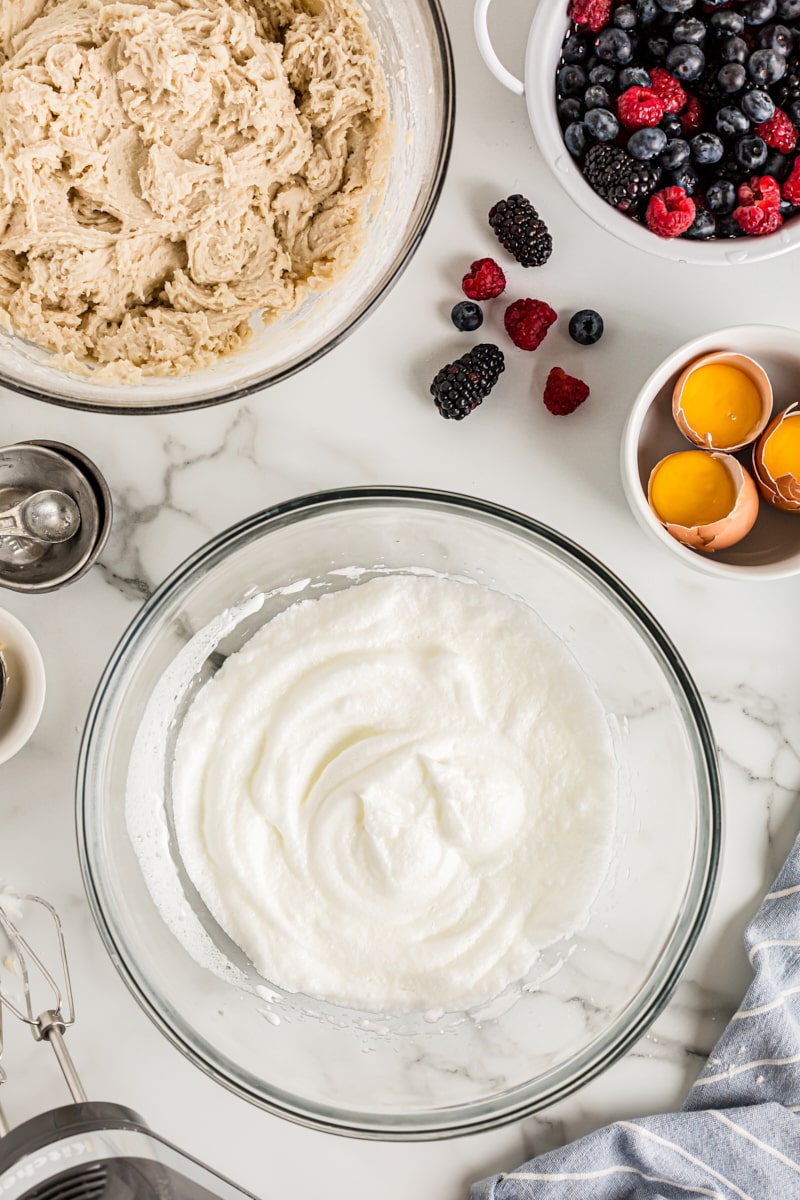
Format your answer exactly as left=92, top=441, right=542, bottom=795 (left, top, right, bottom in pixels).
left=783, top=159, right=800, bottom=206
left=617, top=86, right=666, bottom=130
left=645, top=186, right=696, bottom=237
left=649, top=67, right=687, bottom=116
left=504, top=299, right=557, bottom=352
left=754, top=109, right=798, bottom=154
left=462, top=258, right=506, bottom=301
left=570, top=0, right=611, bottom=33
left=680, top=94, right=704, bottom=136
left=543, top=368, right=590, bottom=416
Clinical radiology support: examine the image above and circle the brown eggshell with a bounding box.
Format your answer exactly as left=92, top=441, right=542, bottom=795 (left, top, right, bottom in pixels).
left=753, top=404, right=800, bottom=512
left=672, top=351, right=773, bottom=452
left=648, top=451, right=760, bottom=553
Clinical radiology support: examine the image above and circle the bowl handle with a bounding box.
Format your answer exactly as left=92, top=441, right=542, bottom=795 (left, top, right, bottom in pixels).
left=473, top=0, right=525, bottom=96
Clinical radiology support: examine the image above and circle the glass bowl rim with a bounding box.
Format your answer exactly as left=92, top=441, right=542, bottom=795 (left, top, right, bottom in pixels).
left=0, top=1, right=455, bottom=416
left=76, top=485, right=722, bottom=1139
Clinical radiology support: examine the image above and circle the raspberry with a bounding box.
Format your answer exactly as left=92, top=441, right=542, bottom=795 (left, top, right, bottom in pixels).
left=570, top=0, right=611, bottom=33
left=737, top=175, right=781, bottom=212
left=645, top=186, right=696, bottom=237
left=504, top=299, right=557, bottom=352
left=754, top=108, right=798, bottom=154
left=543, top=368, right=590, bottom=416
left=649, top=67, right=687, bottom=116
left=733, top=204, right=783, bottom=235
left=617, top=87, right=665, bottom=130
left=783, top=158, right=800, bottom=205
left=462, top=258, right=506, bottom=301
left=680, top=94, right=704, bottom=136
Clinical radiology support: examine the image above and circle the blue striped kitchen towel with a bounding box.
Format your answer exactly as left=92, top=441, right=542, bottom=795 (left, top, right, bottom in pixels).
left=472, top=836, right=800, bottom=1199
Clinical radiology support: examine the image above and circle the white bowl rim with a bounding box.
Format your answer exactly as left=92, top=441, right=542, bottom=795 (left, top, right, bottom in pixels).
left=621, top=322, right=800, bottom=579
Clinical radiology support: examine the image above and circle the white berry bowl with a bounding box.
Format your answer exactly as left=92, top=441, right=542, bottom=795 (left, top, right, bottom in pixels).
left=473, top=0, right=800, bottom=265
left=621, top=323, right=800, bottom=579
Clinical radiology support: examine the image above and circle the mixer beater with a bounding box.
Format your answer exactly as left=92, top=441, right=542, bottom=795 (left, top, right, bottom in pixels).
left=0, top=893, right=259, bottom=1200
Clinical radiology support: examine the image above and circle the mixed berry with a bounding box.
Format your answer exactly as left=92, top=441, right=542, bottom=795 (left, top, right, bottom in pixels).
left=558, top=0, right=800, bottom=238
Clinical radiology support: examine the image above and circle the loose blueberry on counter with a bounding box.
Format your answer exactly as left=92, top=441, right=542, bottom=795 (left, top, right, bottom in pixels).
left=661, top=137, right=691, bottom=168
left=451, top=301, right=484, bottom=333
left=736, top=133, right=769, bottom=168
left=618, top=65, right=651, bottom=87
left=666, top=43, right=705, bottom=79
left=558, top=65, right=588, bottom=96
left=718, top=63, right=747, bottom=92
left=565, top=121, right=590, bottom=156
left=595, top=28, right=634, bottom=63
left=748, top=48, right=786, bottom=83
left=716, top=106, right=750, bottom=137
left=720, top=37, right=748, bottom=63
left=741, top=88, right=776, bottom=121
left=710, top=9, right=745, bottom=32
left=673, top=17, right=706, bottom=43
left=757, top=24, right=793, bottom=54
left=589, top=64, right=617, bottom=86
left=683, top=209, right=717, bottom=238
left=558, top=97, right=584, bottom=127
left=629, top=126, right=668, bottom=158
left=568, top=309, right=604, bottom=345
left=742, top=0, right=778, bottom=24
left=691, top=132, right=724, bottom=163
left=584, top=108, right=620, bottom=140
left=706, top=178, right=737, bottom=213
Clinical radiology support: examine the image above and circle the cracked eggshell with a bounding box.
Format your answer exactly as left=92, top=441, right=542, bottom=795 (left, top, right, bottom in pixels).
left=753, top=404, right=800, bottom=512
left=672, top=351, right=773, bottom=452
left=647, top=452, right=760, bottom=553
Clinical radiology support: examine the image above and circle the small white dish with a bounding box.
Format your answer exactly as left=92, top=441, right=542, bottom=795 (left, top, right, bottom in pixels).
left=621, top=324, right=800, bottom=581
left=0, top=608, right=46, bottom=764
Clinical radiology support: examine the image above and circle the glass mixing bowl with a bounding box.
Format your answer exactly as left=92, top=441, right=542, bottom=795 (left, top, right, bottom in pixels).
left=0, top=3, right=453, bottom=414
left=78, top=488, right=720, bottom=1138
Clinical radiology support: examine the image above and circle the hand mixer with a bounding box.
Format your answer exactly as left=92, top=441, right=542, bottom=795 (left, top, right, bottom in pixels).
left=0, top=894, right=259, bottom=1200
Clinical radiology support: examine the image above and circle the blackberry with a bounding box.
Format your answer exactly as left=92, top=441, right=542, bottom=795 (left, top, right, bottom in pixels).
left=583, top=142, right=662, bottom=209
left=694, top=65, right=725, bottom=111
left=430, top=344, right=505, bottom=420
left=774, top=60, right=800, bottom=109
left=488, top=195, right=553, bottom=267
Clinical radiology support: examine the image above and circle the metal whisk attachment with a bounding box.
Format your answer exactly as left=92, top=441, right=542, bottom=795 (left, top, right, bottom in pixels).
left=0, top=894, right=87, bottom=1136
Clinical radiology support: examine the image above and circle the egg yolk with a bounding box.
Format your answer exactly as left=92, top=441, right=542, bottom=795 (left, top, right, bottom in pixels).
left=650, top=451, right=737, bottom=527
left=679, top=363, right=763, bottom=448
left=761, top=412, right=800, bottom=480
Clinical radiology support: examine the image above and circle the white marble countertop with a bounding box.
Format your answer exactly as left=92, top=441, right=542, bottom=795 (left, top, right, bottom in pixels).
left=2, top=1, right=800, bottom=1195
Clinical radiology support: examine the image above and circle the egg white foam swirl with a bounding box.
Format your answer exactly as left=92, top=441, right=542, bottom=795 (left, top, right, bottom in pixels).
left=171, top=574, right=618, bottom=1014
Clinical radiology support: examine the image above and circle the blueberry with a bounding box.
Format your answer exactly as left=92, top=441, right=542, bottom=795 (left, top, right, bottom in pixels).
left=683, top=210, right=717, bottom=239
left=637, top=0, right=660, bottom=22
left=614, top=4, right=638, bottom=27
left=741, top=88, right=776, bottom=121
left=710, top=10, right=745, bottom=33
left=629, top=126, right=668, bottom=158
left=718, top=63, right=747, bottom=93
left=736, top=133, right=769, bottom=168
left=558, top=97, right=584, bottom=127
left=757, top=24, right=793, bottom=55
left=584, top=85, right=611, bottom=107
left=666, top=43, right=705, bottom=81
left=451, top=301, right=483, bottom=333
left=780, top=198, right=799, bottom=218
left=748, top=49, right=786, bottom=84
left=673, top=17, right=706, bottom=43
left=568, top=309, right=604, bottom=345
left=706, top=178, right=737, bottom=213
left=562, top=34, right=591, bottom=64
left=660, top=137, right=691, bottom=168
left=716, top=106, right=750, bottom=137
left=564, top=121, right=590, bottom=157
left=787, top=98, right=800, bottom=126
left=741, top=0, right=778, bottom=23
left=777, top=0, right=800, bottom=16
left=764, top=149, right=791, bottom=180
left=594, top=27, right=634, bottom=63
left=618, top=65, right=652, bottom=88
left=716, top=214, right=745, bottom=237
left=691, top=131, right=725, bottom=163
left=558, top=65, right=588, bottom=96
left=667, top=163, right=699, bottom=193
left=660, top=114, right=684, bottom=138
left=720, top=37, right=748, bottom=64
left=647, top=36, right=671, bottom=60
left=656, top=0, right=695, bottom=12
left=584, top=107, right=620, bottom=140
left=588, top=64, right=617, bottom=86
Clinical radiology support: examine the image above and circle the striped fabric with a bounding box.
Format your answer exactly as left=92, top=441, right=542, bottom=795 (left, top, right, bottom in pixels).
left=472, top=838, right=800, bottom=1200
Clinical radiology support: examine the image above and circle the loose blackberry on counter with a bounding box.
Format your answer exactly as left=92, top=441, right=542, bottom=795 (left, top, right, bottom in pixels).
left=488, top=195, right=553, bottom=267
left=430, top=344, right=505, bottom=421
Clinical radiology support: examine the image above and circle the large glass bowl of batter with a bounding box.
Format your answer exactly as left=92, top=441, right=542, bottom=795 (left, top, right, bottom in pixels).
left=0, top=1, right=453, bottom=414
left=77, top=487, right=721, bottom=1138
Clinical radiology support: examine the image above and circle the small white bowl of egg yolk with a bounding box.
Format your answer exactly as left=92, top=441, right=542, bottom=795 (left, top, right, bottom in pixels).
left=622, top=325, right=800, bottom=581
